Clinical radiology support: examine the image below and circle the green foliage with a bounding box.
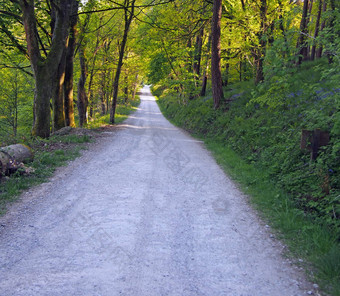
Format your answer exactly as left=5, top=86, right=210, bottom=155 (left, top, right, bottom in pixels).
left=147, top=52, right=171, bottom=84
left=0, top=67, right=34, bottom=145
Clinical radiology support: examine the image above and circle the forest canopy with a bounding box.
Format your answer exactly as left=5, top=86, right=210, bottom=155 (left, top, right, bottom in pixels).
left=0, top=0, right=339, bottom=139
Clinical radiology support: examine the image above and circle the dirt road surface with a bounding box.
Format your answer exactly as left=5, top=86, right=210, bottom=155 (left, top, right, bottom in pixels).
left=0, top=86, right=317, bottom=296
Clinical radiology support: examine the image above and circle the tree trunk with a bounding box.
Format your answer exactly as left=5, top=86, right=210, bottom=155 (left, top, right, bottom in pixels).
left=64, top=0, right=79, bottom=127
left=296, top=0, right=310, bottom=64
left=278, top=0, right=288, bottom=58
left=52, top=50, right=66, bottom=131
left=124, top=72, right=129, bottom=103
left=132, top=73, right=139, bottom=100
left=223, top=63, right=229, bottom=86
left=20, top=0, right=71, bottom=138
left=211, top=0, right=224, bottom=109
left=316, top=0, right=327, bottom=58
left=99, top=69, right=107, bottom=115
left=239, top=59, right=243, bottom=81
left=327, top=0, right=336, bottom=64
left=306, top=0, right=314, bottom=60
left=200, top=75, right=208, bottom=97
left=311, top=0, right=323, bottom=60
left=193, top=26, right=204, bottom=85
left=77, top=47, right=88, bottom=127
left=33, top=66, right=52, bottom=137
left=110, top=0, right=136, bottom=124
left=255, top=0, right=267, bottom=84
left=200, top=34, right=211, bottom=97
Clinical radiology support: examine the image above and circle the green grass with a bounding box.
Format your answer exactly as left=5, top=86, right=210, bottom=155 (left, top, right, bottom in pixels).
left=203, top=139, right=340, bottom=295
left=0, top=134, right=90, bottom=215
left=86, top=98, right=140, bottom=129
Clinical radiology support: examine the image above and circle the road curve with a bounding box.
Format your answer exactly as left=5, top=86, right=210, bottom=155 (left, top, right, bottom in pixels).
left=0, top=86, right=315, bottom=296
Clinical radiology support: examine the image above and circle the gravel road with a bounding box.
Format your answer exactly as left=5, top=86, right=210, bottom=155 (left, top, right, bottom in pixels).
left=0, top=86, right=317, bottom=296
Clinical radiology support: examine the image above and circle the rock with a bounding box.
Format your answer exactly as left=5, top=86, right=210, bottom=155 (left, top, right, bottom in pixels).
left=0, top=144, right=33, bottom=163
left=0, top=144, right=34, bottom=176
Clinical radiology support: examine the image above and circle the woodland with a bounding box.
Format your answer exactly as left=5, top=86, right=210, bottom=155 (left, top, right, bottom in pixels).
left=0, top=0, right=339, bottom=294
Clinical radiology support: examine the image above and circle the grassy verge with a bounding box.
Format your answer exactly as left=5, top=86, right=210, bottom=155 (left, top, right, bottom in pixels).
left=204, top=140, right=340, bottom=296
left=0, top=134, right=91, bottom=215
left=86, top=99, right=140, bottom=129
left=155, top=81, right=340, bottom=295
left=0, top=98, right=140, bottom=215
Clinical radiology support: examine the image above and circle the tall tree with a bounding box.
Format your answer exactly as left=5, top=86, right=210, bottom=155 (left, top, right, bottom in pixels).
left=316, top=0, right=327, bottom=58
left=311, top=0, right=323, bottom=61
left=254, top=0, right=268, bottom=84
left=110, top=0, right=136, bottom=124
left=19, top=0, right=72, bottom=137
left=211, top=0, right=224, bottom=109
left=296, top=0, right=310, bottom=64
left=64, top=0, right=79, bottom=127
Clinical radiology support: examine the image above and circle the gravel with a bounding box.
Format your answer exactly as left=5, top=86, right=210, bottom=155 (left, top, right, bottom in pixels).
left=0, top=86, right=318, bottom=296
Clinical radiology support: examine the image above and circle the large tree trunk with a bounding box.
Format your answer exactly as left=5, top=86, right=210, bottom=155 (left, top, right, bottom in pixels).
left=211, top=0, right=224, bottom=109
left=52, top=49, right=66, bottom=131
left=110, top=0, right=136, bottom=124
left=20, top=0, right=71, bottom=138
left=64, top=0, right=79, bottom=127
left=33, top=66, right=52, bottom=137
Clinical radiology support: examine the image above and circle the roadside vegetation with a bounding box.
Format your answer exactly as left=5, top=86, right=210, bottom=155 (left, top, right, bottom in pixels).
left=154, top=57, right=340, bottom=295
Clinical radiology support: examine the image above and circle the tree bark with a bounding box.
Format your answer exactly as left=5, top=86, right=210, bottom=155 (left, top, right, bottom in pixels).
left=20, top=0, right=71, bottom=138
left=132, top=73, right=139, bottom=100
left=327, top=0, right=336, bottom=64
left=316, top=0, right=327, bottom=58
left=110, top=0, right=136, bottom=124
left=211, top=0, right=224, bottom=109
left=77, top=46, right=88, bottom=127
left=255, top=0, right=267, bottom=84
left=223, top=63, right=229, bottom=86
left=193, top=26, right=204, bottom=86
left=64, top=0, right=79, bottom=127
left=200, top=34, right=211, bottom=97
left=311, top=0, right=323, bottom=60
left=296, top=0, right=310, bottom=64
left=52, top=49, right=67, bottom=131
